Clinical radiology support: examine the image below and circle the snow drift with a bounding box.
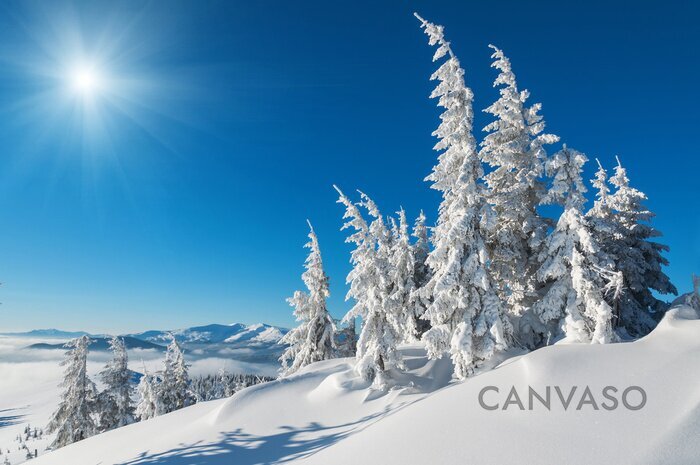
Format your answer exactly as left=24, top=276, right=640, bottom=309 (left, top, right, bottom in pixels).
left=32, top=306, right=700, bottom=465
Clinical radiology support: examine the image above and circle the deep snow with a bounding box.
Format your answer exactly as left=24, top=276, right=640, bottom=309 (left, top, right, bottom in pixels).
left=27, top=306, right=700, bottom=465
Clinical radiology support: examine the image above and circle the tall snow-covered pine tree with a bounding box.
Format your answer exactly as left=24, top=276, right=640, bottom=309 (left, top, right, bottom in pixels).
left=415, top=14, right=512, bottom=379
left=479, top=45, right=559, bottom=323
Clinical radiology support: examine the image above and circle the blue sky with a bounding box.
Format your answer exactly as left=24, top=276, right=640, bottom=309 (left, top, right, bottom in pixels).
left=0, top=0, right=697, bottom=333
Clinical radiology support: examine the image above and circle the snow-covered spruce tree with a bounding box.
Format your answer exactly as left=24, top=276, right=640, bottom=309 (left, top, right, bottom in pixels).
left=335, top=186, right=403, bottom=386
left=219, top=369, right=235, bottom=398
left=408, top=210, right=432, bottom=337
left=534, top=146, right=616, bottom=344
left=479, top=45, right=559, bottom=325
left=606, top=157, right=677, bottom=335
left=388, top=208, right=419, bottom=342
left=279, top=220, right=336, bottom=376
left=415, top=15, right=512, bottom=379
left=158, top=336, right=194, bottom=413
left=135, top=368, right=161, bottom=421
left=586, top=160, right=626, bottom=323
left=98, top=336, right=135, bottom=431
left=411, top=210, right=431, bottom=288
left=47, top=335, right=98, bottom=448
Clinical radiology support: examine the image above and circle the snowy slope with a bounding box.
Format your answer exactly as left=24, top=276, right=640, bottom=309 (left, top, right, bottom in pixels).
left=0, top=324, right=284, bottom=465
left=30, top=306, right=700, bottom=465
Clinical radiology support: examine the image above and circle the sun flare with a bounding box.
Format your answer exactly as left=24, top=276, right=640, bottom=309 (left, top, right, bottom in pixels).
left=70, top=66, right=101, bottom=95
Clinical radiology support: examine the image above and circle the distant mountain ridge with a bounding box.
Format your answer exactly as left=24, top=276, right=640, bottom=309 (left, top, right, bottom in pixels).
left=0, top=328, right=92, bottom=339
left=127, top=323, right=288, bottom=345
left=27, top=336, right=165, bottom=352
left=2, top=322, right=288, bottom=343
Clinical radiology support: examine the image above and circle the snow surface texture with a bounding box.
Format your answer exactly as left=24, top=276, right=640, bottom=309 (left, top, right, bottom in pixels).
left=30, top=306, right=700, bottom=465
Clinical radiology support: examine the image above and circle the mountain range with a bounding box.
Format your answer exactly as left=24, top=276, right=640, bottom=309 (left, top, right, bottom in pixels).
left=127, top=323, right=286, bottom=345
left=5, top=323, right=289, bottom=365
left=27, top=336, right=166, bottom=352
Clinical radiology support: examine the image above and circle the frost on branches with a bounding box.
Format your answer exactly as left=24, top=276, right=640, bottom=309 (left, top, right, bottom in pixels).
left=47, top=335, right=98, bottom=449
left=98, top=336, right=135, bottom=431
left=415, top=14, right=512, bottom=379
left=479, top=45, right=559, bottom=324
left=279, top=220, right=336, bottom=376
left=534, top=146, right=616, bottom=344
left=335, top=186, right=404, bottom=387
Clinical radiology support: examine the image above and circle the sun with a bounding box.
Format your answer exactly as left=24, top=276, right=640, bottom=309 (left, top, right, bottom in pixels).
left=70, top=65, right=102, bottom=96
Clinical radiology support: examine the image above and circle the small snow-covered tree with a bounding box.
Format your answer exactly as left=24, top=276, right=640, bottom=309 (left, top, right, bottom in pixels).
left=159, top=336, right=193, bottom=413
left=479, top=44, right=559, bottom=321
left=98, top=337, right=135, bottom=431
left=135, top=368, right=161, bottom=421
left=415, top=14, right=512, bottom=379
left=534, top=146, right=616, bottom=344
left=335, top=186, right=403, bottom=386
left=279, top=220, right=336, bottom=376
left=47, top=335, right=98, bottom=448
left=605, top=157, right=677, bottom=335
left=219, top=369, right=235, bottom=398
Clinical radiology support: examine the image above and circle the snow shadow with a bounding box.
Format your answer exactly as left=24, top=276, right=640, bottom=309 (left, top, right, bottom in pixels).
left=118, top=410, right=388, bottom=465
left=0, top=408, right=25, bottom=429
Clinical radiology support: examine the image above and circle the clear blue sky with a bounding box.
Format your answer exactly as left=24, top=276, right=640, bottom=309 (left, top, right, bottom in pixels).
left=0, top=0, right=697, bottom=333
